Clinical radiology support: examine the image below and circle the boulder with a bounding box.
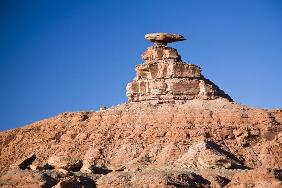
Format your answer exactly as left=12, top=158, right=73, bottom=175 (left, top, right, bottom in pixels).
left=144, top=33, right=186, bottom=46
left=54, top=177, right=78, bottom=188
left=0, top=169, right=58, bottom=188
left=226, top=168, right=282, bottom=188
left=10, top=153, right=36, bottom=170
left=197, top=150, right=232, bottom=169
left=47, top=156, right=82, bottom=171
left=175, top=141, right=240, bottom=169
left=96, top=170, right=210, bottom=188
left=80, top=147, right=104, bottom=173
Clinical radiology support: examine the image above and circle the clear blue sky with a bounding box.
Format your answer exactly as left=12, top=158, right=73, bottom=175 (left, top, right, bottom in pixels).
left=1, top=0, right=282, bottom=131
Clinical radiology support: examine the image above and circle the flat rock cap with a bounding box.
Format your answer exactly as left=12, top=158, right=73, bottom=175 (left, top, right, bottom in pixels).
left=145, top=33, right=186, bottom=45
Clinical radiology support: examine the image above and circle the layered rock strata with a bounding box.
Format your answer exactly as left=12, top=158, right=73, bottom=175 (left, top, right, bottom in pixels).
left=126, top=34, right=232, bottom=103
left=0, top=33, right=281, bottom=187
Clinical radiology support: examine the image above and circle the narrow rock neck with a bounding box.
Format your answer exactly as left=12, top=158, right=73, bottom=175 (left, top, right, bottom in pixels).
left=142, top=46, right=181, bottom=62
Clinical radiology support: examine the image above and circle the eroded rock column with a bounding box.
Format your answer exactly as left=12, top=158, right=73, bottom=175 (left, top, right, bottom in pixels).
left=126, top=33, right=232, bottom=103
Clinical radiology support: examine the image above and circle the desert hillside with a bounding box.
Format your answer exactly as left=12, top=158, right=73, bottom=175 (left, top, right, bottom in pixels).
left=0, top=33, right=281, bottom=188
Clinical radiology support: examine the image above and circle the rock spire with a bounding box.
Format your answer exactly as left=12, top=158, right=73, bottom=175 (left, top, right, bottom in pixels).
left=126, top=33, right=232, bottom=103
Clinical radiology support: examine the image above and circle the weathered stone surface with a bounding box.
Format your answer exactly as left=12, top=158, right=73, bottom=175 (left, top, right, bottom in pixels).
left=96, top=170, right=209, bottom=188
left=80, top=147, right=104, bottom=173
left=207, top=175, right=230, bottom=188
left=135, top=62, right=201, bottom=79
left=0, top=33, right=281, bottom=187
left=142, top=46, right=181, bottom=61
left=174, top=141, right=242, bottom=170
left=226, top=168, right=282, bottom=188
left=197, top=150, right=232, bottom=169
left=145, top=33, right=186, bottom=46
left=127, top=78, right=230, bottom=102
left=127, top=33, right=232, bottom=103
left=0, top=169, right=58, bottom=188
left=47, top=156, right=82, bottom=171
left=53, top=177, right=78, bottom=188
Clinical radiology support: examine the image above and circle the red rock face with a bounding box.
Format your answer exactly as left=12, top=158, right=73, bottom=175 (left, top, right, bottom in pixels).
left=126, top=45, right=232, bottom=103
left=0, top=34, right=281, bottom=187
left=0, top=101, right=281, bottom=187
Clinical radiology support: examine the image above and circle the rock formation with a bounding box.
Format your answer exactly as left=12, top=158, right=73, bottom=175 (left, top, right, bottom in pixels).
left=126, top=33, right=232, bottom=103
left=144, top=33, right=186, bottom=46
left=0, top=33, right=281, bottom=188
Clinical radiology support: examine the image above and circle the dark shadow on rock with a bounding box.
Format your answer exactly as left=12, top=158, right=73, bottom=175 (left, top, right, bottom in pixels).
left=78, top=176, right=97, bottom=188
left=42, top=173, right=59, bottom=187
left=71, top=161, right=83, bottom=172
left=215, top=176, right=231, bottom=187
left=41, top=163, right=55, bottom=170
left=93, top=166, right=112, bottom=175
left=167, top=173, right=210, bottom=187
left=192, top=173, right=211, bottom=186
left=273, top=169, right=282, bottom=181
left=206, top=140, right=250, bottom=169
left=19, top=153, right=36, bottom=170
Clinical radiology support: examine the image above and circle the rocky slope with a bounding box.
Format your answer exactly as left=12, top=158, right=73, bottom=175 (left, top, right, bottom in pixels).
left=0, top=33, right=281, bottom=187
